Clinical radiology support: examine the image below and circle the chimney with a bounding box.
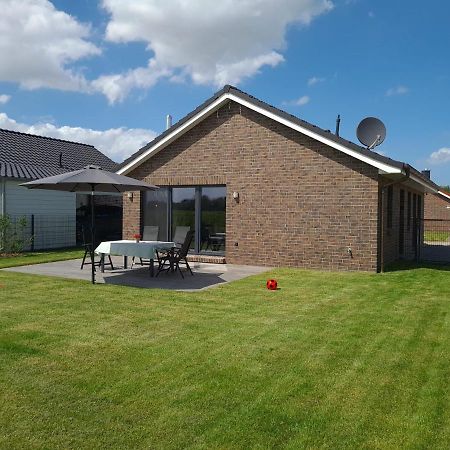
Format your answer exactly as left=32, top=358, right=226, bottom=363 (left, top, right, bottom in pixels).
left=421, top=169, right=431, bottom=180
left=166, top=114, right=172, bottom=130
left=335, top=114, right=341, bottom=137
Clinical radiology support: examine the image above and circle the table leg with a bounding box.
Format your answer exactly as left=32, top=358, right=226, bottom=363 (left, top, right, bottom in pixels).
left=149, top=258, right=154, bottom=277
left=100, top=254, right=105, bottom=273
left=124, top=255, right=128, bottom=269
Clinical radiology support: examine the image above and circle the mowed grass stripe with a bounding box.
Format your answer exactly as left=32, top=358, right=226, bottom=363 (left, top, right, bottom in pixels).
left=0, top=266, right=449, bottom=449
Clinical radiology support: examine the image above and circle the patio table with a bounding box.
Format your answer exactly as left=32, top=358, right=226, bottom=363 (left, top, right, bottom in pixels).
left=95, top=240, right=175, bottom=277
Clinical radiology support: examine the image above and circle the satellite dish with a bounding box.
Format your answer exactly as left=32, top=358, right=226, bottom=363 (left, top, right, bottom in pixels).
left=357, top=117, right=386, bottom=149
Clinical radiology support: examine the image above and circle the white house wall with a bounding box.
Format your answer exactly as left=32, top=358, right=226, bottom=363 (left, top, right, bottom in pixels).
left=3, top=178, right=76, bottom=250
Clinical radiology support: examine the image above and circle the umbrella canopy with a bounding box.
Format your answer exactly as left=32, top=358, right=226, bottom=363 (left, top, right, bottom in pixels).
left=21, top=166, right=158, bottom=284
left=21, top=166, right=157, bottom=192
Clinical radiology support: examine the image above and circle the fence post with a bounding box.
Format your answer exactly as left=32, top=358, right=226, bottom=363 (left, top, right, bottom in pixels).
left=31, top=214, right=35, bottom=251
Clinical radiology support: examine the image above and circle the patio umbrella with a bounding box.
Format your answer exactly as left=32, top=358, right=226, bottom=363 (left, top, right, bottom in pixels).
left=21, top=165, right=158, bottom=284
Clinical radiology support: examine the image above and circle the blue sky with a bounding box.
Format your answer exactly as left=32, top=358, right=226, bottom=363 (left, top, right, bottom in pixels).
left=0, top=0, right=449, bottom=184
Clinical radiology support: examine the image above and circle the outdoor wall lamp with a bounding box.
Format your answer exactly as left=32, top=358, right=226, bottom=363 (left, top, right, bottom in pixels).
left=127, top=192, right=133, bottom=201
left=232, top=191, right=239, bottom=201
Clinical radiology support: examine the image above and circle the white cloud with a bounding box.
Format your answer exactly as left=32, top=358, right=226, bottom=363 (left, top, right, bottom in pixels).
left=97, top=0, right=333, bottom=103
left=0, top=0, right=100, bottom=92
left=283, top=95, right=310, bottom=106
left=0, top=95, right=11, bottom=104
left=92, top=59, right=172, bottom=104
left=307, top=76, right=325, bottom=86
left=295, top=95, right=310, bottom=106
left=0, top=112, right=156, bottom=162
left=428, top=147, right=450, bottom=165
left=386, top=85, right=409, bottom=96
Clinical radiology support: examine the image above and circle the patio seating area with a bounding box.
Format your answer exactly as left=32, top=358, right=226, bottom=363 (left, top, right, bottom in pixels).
left=3, top=256, right=269, bottom=291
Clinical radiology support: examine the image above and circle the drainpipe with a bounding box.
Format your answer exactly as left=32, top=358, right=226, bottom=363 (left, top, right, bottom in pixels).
left=0, top=178, right=5, bottom=217
left=379, top=165, right=410, bottom=272
left=0, top=178, right=5, bottom=251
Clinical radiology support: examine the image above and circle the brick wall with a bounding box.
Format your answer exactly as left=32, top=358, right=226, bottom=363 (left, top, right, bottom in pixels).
left=423, top=192, right=450, bottom=237
left=380, top=182, right=423, bottom=265
left=424, top=193, right=450, bottom=221
left=123, top=101, right=381, bottom=271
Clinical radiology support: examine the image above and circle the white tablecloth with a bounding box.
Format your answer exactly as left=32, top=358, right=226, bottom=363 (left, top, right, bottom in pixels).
left=95, top=240, right=175, bottom=259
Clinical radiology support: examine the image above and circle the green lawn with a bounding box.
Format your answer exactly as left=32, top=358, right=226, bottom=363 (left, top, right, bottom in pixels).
left=0, top=248, right=83, bottom=269
left=424, top=231, right=450, bottom=242
left=0, top=266, right=449, bottom=449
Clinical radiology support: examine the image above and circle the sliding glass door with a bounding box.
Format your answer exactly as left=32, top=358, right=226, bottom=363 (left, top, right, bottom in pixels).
left=200, top=187, right=226, bottom=253
left=143, top=185, right=226, bottom=255
left=172, top=187, right=196, bottom=250
left=142, top=188, right=169, bottom=241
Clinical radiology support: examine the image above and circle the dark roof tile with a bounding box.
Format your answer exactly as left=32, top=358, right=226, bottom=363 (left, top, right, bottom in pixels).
left=0, top=128, right=118, bottom=180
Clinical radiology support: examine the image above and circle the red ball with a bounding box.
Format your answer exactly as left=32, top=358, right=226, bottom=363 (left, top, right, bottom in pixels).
left=266, top=279, right=278, bottom=290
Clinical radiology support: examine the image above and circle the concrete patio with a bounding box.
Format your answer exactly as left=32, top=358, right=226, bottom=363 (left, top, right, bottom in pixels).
left=3, top=256, right=270, bottom=291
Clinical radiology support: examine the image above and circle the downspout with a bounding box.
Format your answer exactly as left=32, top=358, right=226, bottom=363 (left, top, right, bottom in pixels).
left=0, top=178, right=5, bottom=251
left=0, top=178, right=5, bottom=217
left=379, top=165, right=410, bottom=272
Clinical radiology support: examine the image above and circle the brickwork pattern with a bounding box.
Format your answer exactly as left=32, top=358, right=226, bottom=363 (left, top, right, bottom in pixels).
left=123, top=101, right=383, bottom=271
left=380, top=182, right=424, bottom=265
left=424, top=193, right=450, bottom=222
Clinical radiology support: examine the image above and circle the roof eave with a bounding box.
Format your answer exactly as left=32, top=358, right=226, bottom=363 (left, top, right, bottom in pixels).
left=118, top=91, right=405, bottom=177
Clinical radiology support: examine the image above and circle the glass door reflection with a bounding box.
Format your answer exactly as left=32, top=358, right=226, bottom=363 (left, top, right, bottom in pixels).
left=201, top=186, right=226, bottom=254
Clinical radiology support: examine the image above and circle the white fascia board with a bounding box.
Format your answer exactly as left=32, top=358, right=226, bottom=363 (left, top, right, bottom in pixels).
left=117, top=95, right=230, bottom=175
left=228, top=94, right=403, bottom=175
left=410, top=174, right=438, bottom=193
left=118, top=92, right=403, bottom=175
left=438, top=190, right=450, bottom=200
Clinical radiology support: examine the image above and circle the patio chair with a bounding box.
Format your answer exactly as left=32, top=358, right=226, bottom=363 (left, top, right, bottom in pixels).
left=80, top=225, right=114, bottom=271
left=156, top=230, right=194, bottom=278
left=130, top=225, right=159, bottom=268
left=172, top=226, right=191, bottom=248
left=142, top=225, right=159, bottom=241
left=203, top=229, right=226, bottom=252
left=152, top=225, right=192, bottom=270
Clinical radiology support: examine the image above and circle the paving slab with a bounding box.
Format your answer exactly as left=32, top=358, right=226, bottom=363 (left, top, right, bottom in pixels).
left=3, top=257, right=270, bottom=291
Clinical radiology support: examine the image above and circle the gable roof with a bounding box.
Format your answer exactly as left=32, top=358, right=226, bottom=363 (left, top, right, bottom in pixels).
left=0, top=128, right=118, bottom=180
left=437, top=190, right=450, bottom=202
left=117, top=85, right=437, bottom=193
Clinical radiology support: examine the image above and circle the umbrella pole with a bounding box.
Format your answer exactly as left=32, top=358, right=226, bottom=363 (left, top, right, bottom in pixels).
left=90, top=187, right=95, bottom=284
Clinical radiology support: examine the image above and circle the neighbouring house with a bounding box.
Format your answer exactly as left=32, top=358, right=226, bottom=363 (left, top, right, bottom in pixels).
left=424, top=188, right=450, bottom=224
left=422, top=177, right=450, bottom=261
left=0, top=128, right=121, bottom=250
left=117, top=85, right=439, bottom=272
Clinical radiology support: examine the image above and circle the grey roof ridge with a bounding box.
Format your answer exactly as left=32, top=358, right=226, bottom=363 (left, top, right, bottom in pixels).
left=118, top=85, right=437, bottom=190
left=0, top=127, right=97, bottom=148
left=225, top=85, right=406, bottom=171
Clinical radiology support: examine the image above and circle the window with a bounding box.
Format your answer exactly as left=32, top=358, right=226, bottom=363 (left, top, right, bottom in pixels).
left=200, top=187, right=226, bottom=253
left=407, top=192, right=411, bottom=231
left=412, top=193, right=418, bottom=254
left=143, top=185, right=226, bottom=255
left=387, top=186, right=393, bottom=229
left=172, top=187, right=196, bottom=249
left=399, top=189, right=405, bottom=254
left=142, top=188, right=169, bottom=241
left=417, top=194, right=422, bottom=220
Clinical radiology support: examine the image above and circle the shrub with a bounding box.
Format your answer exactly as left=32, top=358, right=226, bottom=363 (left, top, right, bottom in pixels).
left=0, top=215, right=30, bottom=254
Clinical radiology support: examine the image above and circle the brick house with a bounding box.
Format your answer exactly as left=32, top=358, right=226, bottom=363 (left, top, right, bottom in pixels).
left=425, top=189, right=450, bottom=223
left=117, top=86, right=439, bottom=272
